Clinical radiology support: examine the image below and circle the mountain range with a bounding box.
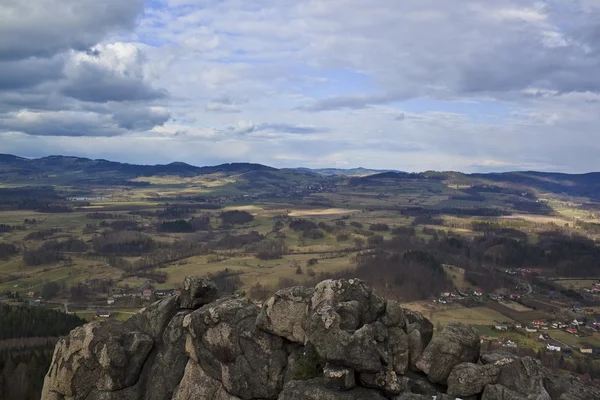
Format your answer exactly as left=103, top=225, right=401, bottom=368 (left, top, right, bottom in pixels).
left=1, top=153, right=600, bottom=199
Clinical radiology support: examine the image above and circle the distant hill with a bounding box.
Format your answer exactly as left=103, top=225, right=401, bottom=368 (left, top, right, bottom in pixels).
left=0, top=154, right=276, bottom=185
left=1, top=154, right=600, bottom=199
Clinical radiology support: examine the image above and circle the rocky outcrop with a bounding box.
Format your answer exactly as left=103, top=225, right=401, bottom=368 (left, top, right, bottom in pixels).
left=41, top=277, right=600, bottom=400
left=447, top=363, right=500, bottom=397
left=415, top=322, right=480, bottom=384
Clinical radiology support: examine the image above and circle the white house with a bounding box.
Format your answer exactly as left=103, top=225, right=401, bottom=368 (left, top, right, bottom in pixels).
left=547, top=342, right=561, bottom=352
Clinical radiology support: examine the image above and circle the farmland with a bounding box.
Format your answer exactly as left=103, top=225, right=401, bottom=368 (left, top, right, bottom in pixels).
left=2, top=155, right=600, bottom=355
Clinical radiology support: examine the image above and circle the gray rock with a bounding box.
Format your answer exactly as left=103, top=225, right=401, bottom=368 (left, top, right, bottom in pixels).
left=447, top=362, right=500, bottom=397
left=404, top=371, right=444, bottom=396
left=310, top=279, right=386, bottom=326
left=143, top=311, right=190, bottom=400
left=42, top=320, right=153, bottom=400
left=183, top=297, right=288, bottom=399
left=306, top=301, right=383, bottom=372
left=179, top=276, right=219, bottom=309
left=173, top=360, right=240, bottom=400
left=543, top=372, right=600, bottom=400
left=393, top=393, right=432, bottom=400
left=127, top=295, right=180, bottom=341
left=497, top=357, right=548, bottom=398
left=323, top=364, right=355, bottom=390
left=389, top=326, right=410, bottom=375
left=359, top=368, right=405, bottom=396
left=405, top=310, right=434, bottom=370
left=256, top=285, right=313, bottom=343
left=415, top=323, right=480, bottom=384
left=381, top=300, right=406, bottom=329
left=278, top=378, right=388, bottom=400
left=482, top=384, right=529, bottom=400
left=481, top=352, right=519, bottom=366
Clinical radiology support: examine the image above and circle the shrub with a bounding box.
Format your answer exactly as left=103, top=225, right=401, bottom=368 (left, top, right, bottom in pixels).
left=370, top=223, right=389, bottom=232
left=292, top=344, right=321, bottom=380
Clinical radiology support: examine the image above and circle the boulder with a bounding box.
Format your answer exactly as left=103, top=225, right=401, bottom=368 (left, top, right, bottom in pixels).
left=323, top=364, right=356, bottom=390
left=278, top=378, right=388, bottom=400
left=405, top=310, right=433, bottom=370
left=403, top=371, right=445, bottom=396
left=42, top=321, right=153, bottom=400
left=179, top=276, right=219, bottom=309
left=359, top=368, right=406, bottom=396
left=393, top=393, right=432, bottom=400
left=388, top=327, right=410, bottom=375
left=256, top=286, right=313, bottom=343
left=126, top=295, right=180, bottom=341
left=415, top=322, right=480, bottom=384
left=481, top=352, right=519, bottom=366
left=143, top=311, right=190, bottom=400
left=173, top=360, right=240, bottom=400
left=306, top=301, right=383, bottom=372
left=184, top=297, right=288, bottom=399
left=447, top=362, right=500, bottom=397
left=310, top=279, right=386, bottom=326
left=482, top=384, right=529, bottom=400
left=496, top=357, right=549, bottom=398
left=381, top=300, right=406, bottom=329
left=543, top=372, right=600, bottom=400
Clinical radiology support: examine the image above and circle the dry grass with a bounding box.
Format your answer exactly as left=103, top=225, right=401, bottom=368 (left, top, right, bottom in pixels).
left=288, top=208, right=359, bottom=216
left=554, top=279, right=598, bottom=290
left=500, top=301, right=534, bottom=312
left=443, top=265, right=469, bottom=289
left=432, top=306, right=514, bottom=326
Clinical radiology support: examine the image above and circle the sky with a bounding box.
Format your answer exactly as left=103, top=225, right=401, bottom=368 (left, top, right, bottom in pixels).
left=1, top=0, right=600, bottom=172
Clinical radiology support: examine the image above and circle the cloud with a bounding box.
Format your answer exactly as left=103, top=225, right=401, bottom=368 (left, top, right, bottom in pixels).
left=0, top=0, right=144, bottom=60
left=0, top=56, right=65, bottom=90
left=0, top=3, right=168, bottom=138
left=61, top=43, right=168, bottom=103
left=223, top=121, right=328, bottom=136
left=205, top=97, right=243, bottom=113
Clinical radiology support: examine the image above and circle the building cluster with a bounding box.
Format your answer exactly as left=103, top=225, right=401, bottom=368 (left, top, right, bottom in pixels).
left=108, top=288, right=180, bottom=305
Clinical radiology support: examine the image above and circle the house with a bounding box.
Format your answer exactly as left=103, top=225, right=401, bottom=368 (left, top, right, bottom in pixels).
left=514, top=323, right=523, bottom=329
left=566, top=328, right=578, bottom=334
left=27, top=299, right=42, bottom=307
left=525, top=326, right=538, bottom=333
left=95, top=311, right=111, bottom=318
left=473, top=289, right=484, bottom=297
left=494, top=324, right=509, bottom=331
left=539, top=333, right=550, bottom=340
left=551, top=323, right=558, bottom=329
left=107, top=297, right=115, bottom=305
left=547, top=342, right=562, bottom=352
left=580, top=346, right=593, bottom=354
left=510, top=293, right=521, bottom=300
left=142, top=289, right=152, bottom=299
left=154, top=289, right=175, bottom=297
left=27, top=291, right=35, bottom=297
left=573, top=318, right=586, bottom=326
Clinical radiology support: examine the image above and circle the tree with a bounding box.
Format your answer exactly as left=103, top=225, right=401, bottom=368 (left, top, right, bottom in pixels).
left=41, top=281, right=60, bottom=299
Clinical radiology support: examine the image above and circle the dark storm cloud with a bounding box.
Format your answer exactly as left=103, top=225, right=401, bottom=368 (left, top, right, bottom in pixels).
left=0, top=0, right=168, bottom=138
left=111, top=106, right=171, bottom=131
left=61, top=64, right=168, bottom=103
left=0, top=0, right=145, bottom=61
left=0, top=57, right=65, bottom=90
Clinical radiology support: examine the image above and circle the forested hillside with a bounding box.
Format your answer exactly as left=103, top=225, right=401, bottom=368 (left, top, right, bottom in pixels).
left=0, top=305, right=85, bottom=400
